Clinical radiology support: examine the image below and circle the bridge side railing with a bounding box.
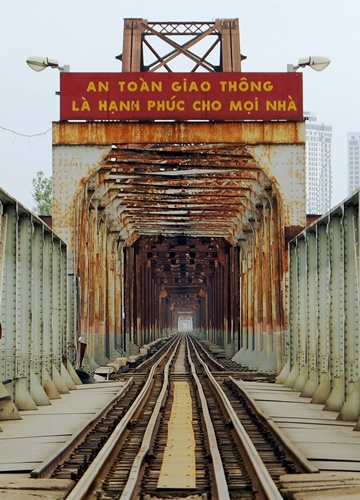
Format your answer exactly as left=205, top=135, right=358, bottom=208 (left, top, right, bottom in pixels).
left=278, top=189, right=360, bottom=425
left=0, top=188, right=80, bottom=420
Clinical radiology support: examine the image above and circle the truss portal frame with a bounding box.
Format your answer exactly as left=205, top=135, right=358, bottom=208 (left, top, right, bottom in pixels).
left=117, top=18, right=245, bottom=73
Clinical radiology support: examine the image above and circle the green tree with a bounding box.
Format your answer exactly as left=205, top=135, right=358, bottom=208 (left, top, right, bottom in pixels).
left=31, top=171, right=52, bottom=215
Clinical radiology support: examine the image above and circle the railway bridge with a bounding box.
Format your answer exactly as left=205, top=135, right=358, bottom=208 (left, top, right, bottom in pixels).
left=53, top=18, right=305, bottom=373
left=1, top=18, right=360, bottom=433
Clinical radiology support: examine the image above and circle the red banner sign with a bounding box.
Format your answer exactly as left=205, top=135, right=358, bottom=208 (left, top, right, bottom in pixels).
left=60, top=72, right=303, bottom=121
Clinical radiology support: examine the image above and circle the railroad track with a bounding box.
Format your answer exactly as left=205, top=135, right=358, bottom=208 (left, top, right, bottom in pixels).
left=36, top=333, right=313, bottom=499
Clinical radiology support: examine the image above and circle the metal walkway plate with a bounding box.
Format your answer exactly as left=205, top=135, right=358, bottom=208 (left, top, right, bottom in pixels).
left=157, top=381, right=196, bottom=489
left=237, top=380, right=360, bottom=472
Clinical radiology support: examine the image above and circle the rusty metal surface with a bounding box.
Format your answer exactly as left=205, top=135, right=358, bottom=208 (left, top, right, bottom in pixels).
left=53, top=124, right=305, bottom=368
left=52, top=121, right=305, bottom=146
left=118, top=19, right=244, bottom=73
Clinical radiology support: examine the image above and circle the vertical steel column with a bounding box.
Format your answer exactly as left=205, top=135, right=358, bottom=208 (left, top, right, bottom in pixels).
left=296, top=236, right=307, bottom=380
left=237, top=245, right=242, bottom=353
left=52, top=235, right=64, bottom=369
left=253, top=225, right=262, bottom=363
left=124, top=246, right=132, bottom=350
left=343, top=205, right=359, bottom=395
left=299, top=228, right=318, bottom=396
left=141, top=252, right=147, bottom=342
left=17, top=215, right=32, bottom=387
left=262, top=206, right=272, bottom=357
left=134, top=248, right=142, bottom=346
left=118, top=240, right=126, bottom=353
left=240, top=246, right=248, bottom=355
left=208, top=283, right=213, bottom=343
left=158, top=282, right=164, bottom=338
left=43, top=230, right=53, bottom=376
left=233, top=238, right=255, bottom=366
left=98, top=221, right=107, bottom=356
left=223, top=249, right=229, bottom=351
left=295, top=237, right=307, bottom=385
left=155, top=278, right=160, bottom=339
left=234, top=246, right=240, bottom=352
left=216, top=258, right=222, bottom=347
left=228, top=247, right=235, bottom=350
left=121, top=18, right=147, bottom=72
left=146, top=258, right=152, bottom=344
left=216, top=18, right=242, bottom=71
left=214, top=265, right=219, bottom=345
left=128, top=246, right=136, bottom=349
left=325, top=213, right=345, bottom=411
left=106, top=235, right=116, bottom=358
left=271, top=198, right=284, bottom=359
left=2, top=206, right=17, bottom=401
left=311, top=221, right=331, bottom=403
left=338, top=205, right=360, bottom=420
left=288, top=239, right=298, bottom=370
left=0, top=203, right=7, bottom=326
left=283, top=236, right=305, bottom=389
left=247, top=244, right=255, bottom=357
left=88, top=208, right=98, bottom=357
left=114, top=240, right=123, bottom=354
left=150, top=265, right=155, bottom=342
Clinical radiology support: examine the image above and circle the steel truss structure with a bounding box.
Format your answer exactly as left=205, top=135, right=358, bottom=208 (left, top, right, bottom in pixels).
left=117, top=18, right=245, bottom=72
left=0, top=188, right=80, bottom=419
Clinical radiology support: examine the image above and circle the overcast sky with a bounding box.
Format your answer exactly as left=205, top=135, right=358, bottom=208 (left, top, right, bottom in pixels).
left=0, top=1, right=356, bottom=211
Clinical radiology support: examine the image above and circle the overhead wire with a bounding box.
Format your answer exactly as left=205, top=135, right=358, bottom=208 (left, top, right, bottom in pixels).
left=0, top=124, right=52, bottom=138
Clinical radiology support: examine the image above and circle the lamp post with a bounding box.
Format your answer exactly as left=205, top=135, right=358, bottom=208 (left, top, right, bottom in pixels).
left=287, top=56, right=330, bottom=72
left=26, top=56, right=70, bottom=72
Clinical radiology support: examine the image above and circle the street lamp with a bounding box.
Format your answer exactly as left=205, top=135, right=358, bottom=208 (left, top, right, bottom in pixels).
left=287, top=56, right=331, bottom=72
left=26, top=56, right=70, bottom=72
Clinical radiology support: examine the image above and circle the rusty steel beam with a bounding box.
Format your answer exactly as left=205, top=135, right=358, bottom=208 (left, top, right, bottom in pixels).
left=118, top=19, right=243, bottom=73
left=52, top=121, right=305, bottom=146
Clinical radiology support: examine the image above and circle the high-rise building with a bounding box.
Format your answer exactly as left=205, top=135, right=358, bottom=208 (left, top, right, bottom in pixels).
left=347, top=132, right=360, bottom=195
left=305, top=111, right=332, bottom=214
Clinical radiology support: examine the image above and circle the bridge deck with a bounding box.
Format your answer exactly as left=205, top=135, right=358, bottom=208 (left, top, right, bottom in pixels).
left=0, top=381, right=126, bottom=474
left=1, top=379, right=360, bottom=498
left=235, top=381, right=360, bottom=472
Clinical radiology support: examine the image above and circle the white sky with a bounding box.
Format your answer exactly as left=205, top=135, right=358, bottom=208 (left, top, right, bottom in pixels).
left=0, top=1, right=356, bottom=211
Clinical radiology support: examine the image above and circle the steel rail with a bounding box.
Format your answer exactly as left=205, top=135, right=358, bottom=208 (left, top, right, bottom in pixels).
left=186, top=337, right=231, bottom=500
left=191, top=335, right=317, bottom=473
left=119, top=339, right=179, bottom=499
left=189, top=335, right=225, bottom=371
left=189, top=336, right=284, bottom=500
left=65, top=338, right=181, bottom=500
left=134, top=334, right=178, bottom=372
left=30, top=378, right=134, bottom=479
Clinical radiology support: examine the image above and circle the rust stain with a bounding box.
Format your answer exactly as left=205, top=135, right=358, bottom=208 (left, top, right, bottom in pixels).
left=53, top=121, right=305, bottom=146
left=66, top=136, right=289, bottom=361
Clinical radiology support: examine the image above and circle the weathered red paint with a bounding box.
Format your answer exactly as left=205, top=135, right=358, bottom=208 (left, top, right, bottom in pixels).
left=60, top=72, right=303, bottom=121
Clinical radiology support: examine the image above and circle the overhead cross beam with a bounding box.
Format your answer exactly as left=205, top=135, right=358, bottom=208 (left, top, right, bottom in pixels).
left=87, top=143, right=269, bottom=244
